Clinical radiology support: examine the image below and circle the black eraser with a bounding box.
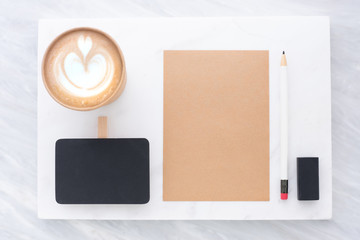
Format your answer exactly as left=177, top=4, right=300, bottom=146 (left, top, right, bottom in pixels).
left=297, top=157, right=319, bottom=200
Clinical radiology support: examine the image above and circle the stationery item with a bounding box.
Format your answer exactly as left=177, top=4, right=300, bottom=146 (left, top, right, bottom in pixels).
left=42, top=27, right=126, bottom=111
left=55, top=117, right=149, bottom=204
left=280, top=51, right=289, bottom=200
left=297, top=157, right=319, bottom=200
left=163, top=50, right=269, bottom=201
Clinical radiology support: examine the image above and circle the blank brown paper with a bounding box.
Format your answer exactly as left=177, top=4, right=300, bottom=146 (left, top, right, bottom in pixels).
left=163, top=50, right=269, bottom=201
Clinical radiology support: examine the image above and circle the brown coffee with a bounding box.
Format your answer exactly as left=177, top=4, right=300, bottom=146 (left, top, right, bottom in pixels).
left=42, top=28, right=126, bottom=110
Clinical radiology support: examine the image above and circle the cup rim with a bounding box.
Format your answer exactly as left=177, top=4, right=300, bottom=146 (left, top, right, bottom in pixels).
left=41, top=27, right=126, bottom=111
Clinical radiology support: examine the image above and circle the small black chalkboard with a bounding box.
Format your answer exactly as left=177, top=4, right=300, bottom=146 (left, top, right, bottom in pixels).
left=55, top=138, right=149, bottom=204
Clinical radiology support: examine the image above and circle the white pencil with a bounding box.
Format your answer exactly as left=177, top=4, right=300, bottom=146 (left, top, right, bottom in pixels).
left=280, top=51, right=288, bottom=200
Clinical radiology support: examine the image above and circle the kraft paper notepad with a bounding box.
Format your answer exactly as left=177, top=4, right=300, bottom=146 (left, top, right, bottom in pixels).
left=163, top=50, right=269, bottom=201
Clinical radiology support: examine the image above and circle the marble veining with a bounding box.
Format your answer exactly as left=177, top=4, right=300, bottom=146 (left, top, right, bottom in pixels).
left=0, top=0, right=359, bottom=239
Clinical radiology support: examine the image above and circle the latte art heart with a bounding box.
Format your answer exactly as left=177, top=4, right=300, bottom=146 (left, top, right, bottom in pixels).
left=55, top=35, right=114, bottom=97
left=42, top=28, right=125, bottom=110
left=63, top=52, right=108, bottom=90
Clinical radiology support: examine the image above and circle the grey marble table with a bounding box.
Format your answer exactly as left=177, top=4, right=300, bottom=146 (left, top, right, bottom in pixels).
left=0, top=0, right=359, bottom=239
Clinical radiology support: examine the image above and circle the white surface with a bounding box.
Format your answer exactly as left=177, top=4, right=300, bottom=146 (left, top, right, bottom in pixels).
left=1, top=0, right=359, bottom=239
left=37, top=17, right=331, bottom=220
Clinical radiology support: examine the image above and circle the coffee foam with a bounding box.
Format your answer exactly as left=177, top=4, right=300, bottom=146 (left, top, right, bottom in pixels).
left=42, top=29, right=124, bottom=109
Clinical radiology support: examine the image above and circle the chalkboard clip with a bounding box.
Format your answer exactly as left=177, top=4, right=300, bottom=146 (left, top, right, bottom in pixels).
left=98, top=116, right=108, bottom=138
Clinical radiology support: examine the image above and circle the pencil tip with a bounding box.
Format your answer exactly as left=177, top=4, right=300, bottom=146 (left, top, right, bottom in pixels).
left=282, top=51, right=285, bottom=54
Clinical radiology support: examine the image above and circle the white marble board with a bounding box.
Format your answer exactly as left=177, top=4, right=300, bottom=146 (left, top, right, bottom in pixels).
left=38, top=17, right=331, bottom=220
